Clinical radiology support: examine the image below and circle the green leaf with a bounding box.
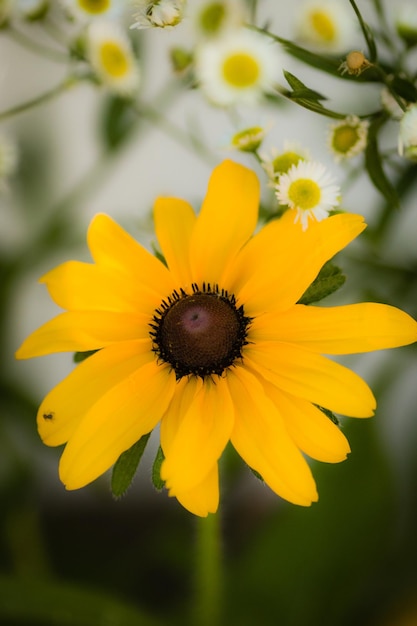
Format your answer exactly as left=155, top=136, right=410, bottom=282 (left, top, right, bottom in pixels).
left=250, top=25, right=383, bottom=83
left=298, top=261, right=346, bottom=305
left=152, top=446, right=165, bottom=491
left=283, top=71, right=326, bottom=101
left=390, top=75, right=417, bottom=103
left=100, top=95, right=138, bottom=151
left=264, top=32, right=342, bottom=76
left=111, top=433, right=151, bottom=498
left=279, top=84, right=347, bottom=120
left=0, top=575, right=165, bottom=626
left=73, top=350, right=98, bottom=363
left=365, top=115, right=400, bottom=208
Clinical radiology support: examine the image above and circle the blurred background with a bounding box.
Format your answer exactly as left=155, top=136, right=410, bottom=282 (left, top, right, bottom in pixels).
left=1, top=0, right=417, bottom=624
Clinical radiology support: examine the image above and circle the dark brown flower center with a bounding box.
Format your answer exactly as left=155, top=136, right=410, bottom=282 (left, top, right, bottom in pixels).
left=150, top=283, right=251, bottom=379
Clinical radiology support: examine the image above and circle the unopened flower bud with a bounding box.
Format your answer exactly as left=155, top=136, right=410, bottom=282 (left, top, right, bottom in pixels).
left=231, top=126, right=266, bottom=153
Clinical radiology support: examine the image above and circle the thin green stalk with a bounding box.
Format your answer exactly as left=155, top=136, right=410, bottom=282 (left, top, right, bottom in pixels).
left=8, top=24, right=69, bottom=63
left=193, top=513, right=223, bottom=626
left=137, top=103, right=218, bottom=166
left=0, top=75, right=77, bottom=122
left=372, top=65, right=408, bottom=113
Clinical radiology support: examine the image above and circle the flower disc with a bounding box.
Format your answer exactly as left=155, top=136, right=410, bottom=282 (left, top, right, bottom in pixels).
left=151, top=285, right=251, bottom=379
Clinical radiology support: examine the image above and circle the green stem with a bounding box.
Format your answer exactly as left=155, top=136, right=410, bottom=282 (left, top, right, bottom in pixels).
left=137, top=102, right=218, bottom=166
left=193, top=513, right=222, bottom=626
left=0, top=75, right=77, bottom=122
left=8, top=24, right=69, bottom=63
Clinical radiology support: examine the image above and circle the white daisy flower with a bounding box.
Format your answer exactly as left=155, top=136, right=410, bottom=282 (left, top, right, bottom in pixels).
left=87, top=21, right=140, bottom=96
left=61, top=0, right=122, bottom=22
left=275, top=160, right=340, bottom=230
left=261, top=141, right=310, bottom=183
left=327, top=116, right=369, bottom=162
left=295, top=0, right=358, bottom=53
left=193, top=0, right=246, bottom=38
left=130, top=0, right=186, bottom=29
left=195, top=29, right=282, bottom=107
left=0, top=134, right=19, bottom=192
left=398, top=105, right=417, bottom=161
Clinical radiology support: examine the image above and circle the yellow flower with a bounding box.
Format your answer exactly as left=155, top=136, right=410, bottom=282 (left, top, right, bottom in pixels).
left=16, top=160, right=417, bottom=516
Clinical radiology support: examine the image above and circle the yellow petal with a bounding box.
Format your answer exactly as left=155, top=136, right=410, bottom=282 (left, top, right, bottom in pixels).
left=245, top=342, right=376, bottom=417
left=264, top=383, right=351, bottom=463
left=160, top=376, right=202, bottom=455
left=59, top=359, right=176, bottom=489
left=228, top=366, right=318, bottom=506
left=250, top=303, right=417, bottom=353
left=87, top=213, right=174, bottom=296
left=189, top=160, right=259, bottom=286
left=16, top=311, right=151, bottom=358
left=160, top=377, right=234, bottom=493
left=154, top=197, right=196, bottom=288
left=173, top=465, right=219, bottom=517
left=228, top=212, right=366, bottom=315
left=36, top=340, right=152, bottom=446
left=39, top=261, right=163, bottom=314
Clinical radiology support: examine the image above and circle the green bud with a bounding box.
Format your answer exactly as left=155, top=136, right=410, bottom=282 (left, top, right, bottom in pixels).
left=170, top=47, right=193, bottom=73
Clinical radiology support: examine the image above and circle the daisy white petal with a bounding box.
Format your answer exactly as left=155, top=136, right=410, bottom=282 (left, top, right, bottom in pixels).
left=295, top=0, right=358, bottom=53
left=327, top=115, right=369, bottom=162
left=261, top=141, right=310, bottom=184
left=61, top=0, right=122, bottom=21
left=86, top=21, right=140, bottom=96
left=230, top=125, right=267, bottom=153
left=130, top=0, right=186, bottom=30
left=195, top=28, right=282, bottom=107
left=276, top=160, right=340, bottom=230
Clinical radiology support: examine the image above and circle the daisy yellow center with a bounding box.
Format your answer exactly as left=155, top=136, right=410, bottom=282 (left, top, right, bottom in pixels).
left=310, top=10, right=336, bottom=42
left=222, top=52, right=260, bottom=88
left=99, top=42, right=129, bottom=78
left=273, top=152, right=304, bottom=176
left=150, top=284, right=251, bottom=379
left=78, top=0, right=110, bottom=14
left=332, top=125, right=359, bottom=154
left=288, top=178, right=321, bottom=210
